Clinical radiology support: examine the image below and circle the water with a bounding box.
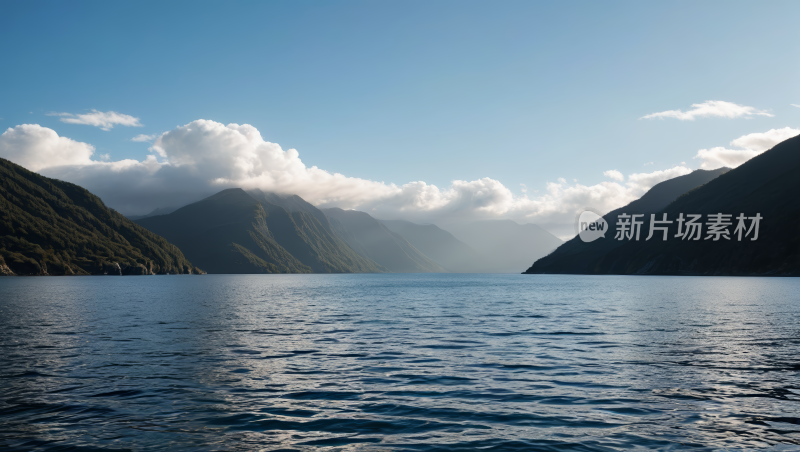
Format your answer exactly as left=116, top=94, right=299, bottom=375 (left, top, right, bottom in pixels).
left=1, top=274, right=799, bottom=451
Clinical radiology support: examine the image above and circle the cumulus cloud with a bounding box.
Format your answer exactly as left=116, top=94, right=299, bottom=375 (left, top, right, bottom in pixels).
left=131, top=133, right=158, bottom=142
left=47, top=109, right=142, bottom=130
left=0, top=120, right=698, bottom=238
left=792, top=104, right=800, bottom=108
left=695, top=127, right=800, bottom=170
left=603, top=170, right=624, bottom=181
left=0, top=124, right=96, bottom=171
left=694, top=147, right=759, bottom=170
left=641, top=100, right=774, bottom=121
left=627, top=167, right=693, bottom=188
left=729, top=127, right=800, bottom=152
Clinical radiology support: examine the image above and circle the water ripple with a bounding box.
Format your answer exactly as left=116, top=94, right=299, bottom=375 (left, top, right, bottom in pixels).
left=1, top=274, right=799, bottom=450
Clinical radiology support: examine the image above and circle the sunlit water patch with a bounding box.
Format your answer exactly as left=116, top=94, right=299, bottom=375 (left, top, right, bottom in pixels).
left=1, top=274, right=799, bottom=450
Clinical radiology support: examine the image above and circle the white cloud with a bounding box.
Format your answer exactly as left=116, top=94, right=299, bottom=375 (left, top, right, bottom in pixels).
left=791, top=104, right=800, bottom=108
left=729, top=127, right=800, bottom=152
left=131, top=133, right=158, bottom=142
left=695, top=127, right=800, bottom=170
left=0, top=124, right=95, bottom=171
left=0, top=120, right=698, bottom=238
left=641, top=100, right=774, bottom=121
left=627, top=166, right=692, bottom=188
left=603, top=170, right=624, bottom=181
left=694, top=147, right=760, bottom=170
left=47, top=109, right=142, bottom=131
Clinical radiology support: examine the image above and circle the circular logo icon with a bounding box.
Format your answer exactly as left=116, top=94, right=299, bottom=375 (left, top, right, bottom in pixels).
left=575, top=208, right=608, bottom=242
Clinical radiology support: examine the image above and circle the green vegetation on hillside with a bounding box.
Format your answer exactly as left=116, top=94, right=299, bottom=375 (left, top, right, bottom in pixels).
left=136, top=188, right=313, bottom=274
left=0, top=158, right=202, bottom=276
left=249, top=190, right=384, bottom=273
left=136, top=189, right=385, bottom=274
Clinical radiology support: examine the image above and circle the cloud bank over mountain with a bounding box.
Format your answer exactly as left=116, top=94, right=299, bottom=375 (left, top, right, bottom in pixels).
left=694, top=127, right=800, bottom=170
left=0, top=124, right=96, bottom=171
left=0, top=119, right=789, bottom=237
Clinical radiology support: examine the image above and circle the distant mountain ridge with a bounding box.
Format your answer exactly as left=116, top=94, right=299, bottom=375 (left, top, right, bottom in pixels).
left=136, top=189, right=383, bottom=274
left=247, top=190, right=384, bottom=273
left=8, top=141, right=793, bottom=277
left=378, top=219, right=484, bottom=272
left=323, top=208, right=445, bottom=273
left=526, top=168, right=730, bottom=274
left=242, top=194, right=447, bottom=273
left=131, top=190, right=568, bottom=274
left=137, top=189, right=310, bottom=274
left=126, top=206, right=179, bottom=221
left=250, top=190, right=331, bottom=227
left=0, top=157, right=201, bottom=276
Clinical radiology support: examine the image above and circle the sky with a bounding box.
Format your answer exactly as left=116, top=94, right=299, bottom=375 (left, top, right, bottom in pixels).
left=1, top=1, right=799, bottom=238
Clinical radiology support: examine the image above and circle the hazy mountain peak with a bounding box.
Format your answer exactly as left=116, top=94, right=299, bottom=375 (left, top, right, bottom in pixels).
left=323, top=208, right=445, bottom=273
left=379, top=219, right=482, bottom=272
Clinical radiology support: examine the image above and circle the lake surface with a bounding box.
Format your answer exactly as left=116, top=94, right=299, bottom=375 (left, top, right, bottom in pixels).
left=1, top=274, right=800, bottom=451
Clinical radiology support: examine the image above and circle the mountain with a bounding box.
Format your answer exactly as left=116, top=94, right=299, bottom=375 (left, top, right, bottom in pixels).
left=441, top=220, right=563, bottom=273
left=322, top=208, right=445, bottom=273
left=126, top=206, right=179, bottom=221
left=249, top=190, right=330, bottom=227
left=136, top=189, right=382, bottom=274
left=137, top=189, right=310, bottom=274
left=379, top=219, right=483, bottom=272
left=619, top=168, right=730, bottom=214
left=0, top=157, right=201, bottom=276
left=526, top=135, right=800, bottom=275
left=246, top=190, right=384, bottom=273
left=525, top=168, right=730, bottom=274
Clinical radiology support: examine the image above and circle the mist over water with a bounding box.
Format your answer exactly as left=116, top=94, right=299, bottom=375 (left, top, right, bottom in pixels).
left=1, top=274, right=799, bottom=450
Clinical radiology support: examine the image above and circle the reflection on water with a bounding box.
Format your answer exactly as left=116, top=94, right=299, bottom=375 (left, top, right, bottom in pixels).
left=1, top=274, right=799, bottom=450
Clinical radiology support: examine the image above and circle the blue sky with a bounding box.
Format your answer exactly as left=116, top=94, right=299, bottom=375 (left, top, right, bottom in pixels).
left=1, top=1, right=799, bottom=234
